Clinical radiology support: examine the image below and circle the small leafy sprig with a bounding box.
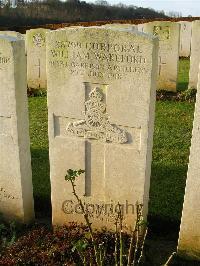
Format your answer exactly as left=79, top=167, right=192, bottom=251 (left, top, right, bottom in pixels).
left=65, top=169, right=106, bottom=265
left=65, top=169, right=85, bottom=182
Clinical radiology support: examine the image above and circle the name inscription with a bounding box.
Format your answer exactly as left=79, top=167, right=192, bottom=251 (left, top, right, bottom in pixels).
left=48, top=39, right=148, bottom=80
left=0, top=57, right=10, bottom=64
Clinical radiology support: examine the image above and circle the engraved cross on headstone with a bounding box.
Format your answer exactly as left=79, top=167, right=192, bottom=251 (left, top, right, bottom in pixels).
left=35, top=58, right=41, bottom=79
left=65, top=82, right=130, bottom=197
left=158, top=56, right=167, bottom=76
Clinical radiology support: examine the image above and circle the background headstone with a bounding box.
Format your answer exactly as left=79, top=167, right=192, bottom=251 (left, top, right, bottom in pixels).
left=0, top=36, right=34, bottom=222
left=179, top=21, right=192, bottom=57
left=188, top=20, right=200, bottom=90
left=26, top=28, right=50, bottom=90
left=47, top=27, right=158, bottom=230
left=142, top=21, right=180, bottom=91
left=178, top=64, right=200, bottom=261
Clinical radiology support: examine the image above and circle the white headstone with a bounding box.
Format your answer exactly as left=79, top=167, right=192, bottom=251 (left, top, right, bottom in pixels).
left=47, top=27, right=158, bottom=230
left=179, top=21, right=192, bottom=57
left=188, top=20, right=200, bottom=90
left=142, top=21, right=180, bottom=91
left=0, top=36, right=34, bottom=222
left=26, top=28, right=50, bottom=90
left=178, top=64, right=200, bottom=261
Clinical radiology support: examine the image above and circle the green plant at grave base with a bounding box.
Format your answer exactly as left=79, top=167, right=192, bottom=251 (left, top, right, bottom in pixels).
left=65, top=168, right=147, bottom=266
left=27, top=87, right=47, bottom=97
left=0, top=214, right=17, bottom=253
left=127, top=204, right=147, bottom=266
left=71, top=238, right=89, bottom=266
left=179, top=87, right=197, bottom=102
left=65, top=169, right=105, bottom=266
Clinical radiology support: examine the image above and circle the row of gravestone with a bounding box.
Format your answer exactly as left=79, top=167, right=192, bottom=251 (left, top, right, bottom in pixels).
left=1, top=20, right=198, bottom=92
left=0, top=26, right=199, bottom=261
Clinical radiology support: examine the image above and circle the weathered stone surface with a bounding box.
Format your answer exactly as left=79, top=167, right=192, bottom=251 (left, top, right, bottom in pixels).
left=0, top=31, right=24, bottom=40
left=137, top=24, right=145, bottom=32
left=26, top=28, right=50, bottom=89
left=142, top=21, right=180, bottom=91
left=0, top=31, right=27, bottom=54
left=179, top=21, right=192, bottom=57
left=178, top=65, right=200, bottom=261
left=47, top=27, right=158, bottom=231
left=103, top=23, right=138, bottom=31
left=0, top=36, right=34, bottom=222
left=188, top=20, right=200, bottom=89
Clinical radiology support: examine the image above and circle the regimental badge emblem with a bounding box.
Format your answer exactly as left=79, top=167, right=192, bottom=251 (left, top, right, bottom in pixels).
left=32, top=33, right=45, bottom=47
left=66, top=88, right=128, bottom=144
left=153, top=26, right=170, bottom=41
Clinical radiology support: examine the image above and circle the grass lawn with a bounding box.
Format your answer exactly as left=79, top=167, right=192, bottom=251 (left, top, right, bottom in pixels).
left=28, top=97, right=51, bottom=216
left=177, top=57, right=190, bottom=92
left=150, top=101, right=194, bottom=222
left=28, top=58, right=195, bottom=223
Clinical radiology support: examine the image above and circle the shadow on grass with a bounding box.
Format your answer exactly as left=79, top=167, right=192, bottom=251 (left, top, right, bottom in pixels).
left=177, top=82, right=189, bottom=92
left=148, top=162, right=188, bottom=237
left=31, top=148, right=51, bottom=218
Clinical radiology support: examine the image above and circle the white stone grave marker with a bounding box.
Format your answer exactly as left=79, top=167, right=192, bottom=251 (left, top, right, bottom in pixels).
left=26, top=28, right=50, bottom=90
left=179, top=21, right=192, bottom=57
left=178, top=64, right=200, bottom=261
left=0, top=36, right=34, bottom=222
left=188, top=20, right=200, bottom=90
left=47, top=27, right=158, bottom=230
left=142, top=21, right=180, bottom=91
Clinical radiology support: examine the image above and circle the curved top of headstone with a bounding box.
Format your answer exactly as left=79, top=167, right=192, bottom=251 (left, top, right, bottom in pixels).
left=26, top=27, right=51, bottom=33
left=0, top=31, right=24, bottom=40
left=0, top=35, right=19, bottom=42
left=47, top=26, right=159, bottom=44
